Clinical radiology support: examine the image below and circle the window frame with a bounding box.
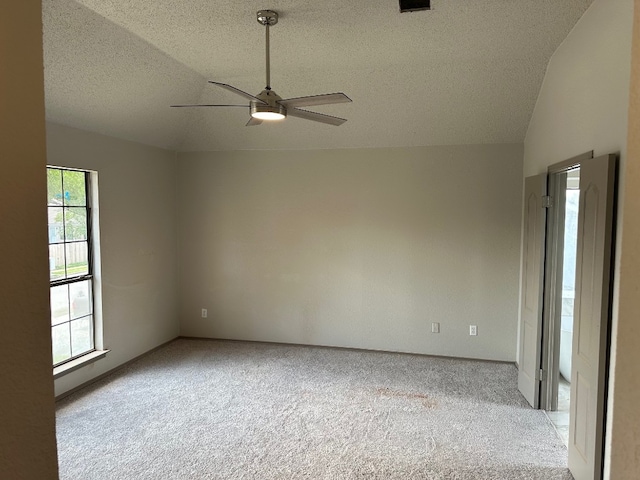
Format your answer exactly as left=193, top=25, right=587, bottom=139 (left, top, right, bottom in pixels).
left=47, top=166, right=97, bottom=367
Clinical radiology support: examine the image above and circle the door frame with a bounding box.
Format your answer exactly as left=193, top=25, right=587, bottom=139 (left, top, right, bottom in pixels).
left=527, top=151, right=618, bottom=480
left=540, top=151, right=593, bottom=410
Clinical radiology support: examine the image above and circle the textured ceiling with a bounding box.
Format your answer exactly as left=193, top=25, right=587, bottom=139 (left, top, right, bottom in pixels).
left=42, top=0, right=594, bottom=151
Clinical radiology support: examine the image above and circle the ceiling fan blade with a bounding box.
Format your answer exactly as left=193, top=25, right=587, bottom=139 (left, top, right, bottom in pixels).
left=208, top=81, right=266, bottom=104
left=170, top=104, right=248, bottom=108
left=246, top=117, right=263, bottom=126
left=278, top=92, right=352, bottom=108
left=287, top=108, right=347, bottom=126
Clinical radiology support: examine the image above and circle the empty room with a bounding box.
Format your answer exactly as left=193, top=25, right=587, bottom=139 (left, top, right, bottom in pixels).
left=2, top=1, right=640, bottom=479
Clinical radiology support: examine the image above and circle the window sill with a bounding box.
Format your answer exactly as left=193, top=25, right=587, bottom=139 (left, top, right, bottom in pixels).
left=53, top=350, right=109, bottom=379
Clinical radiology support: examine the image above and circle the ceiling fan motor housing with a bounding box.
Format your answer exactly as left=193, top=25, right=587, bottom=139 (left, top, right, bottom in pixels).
left=251, top=89, right=286, bottom=119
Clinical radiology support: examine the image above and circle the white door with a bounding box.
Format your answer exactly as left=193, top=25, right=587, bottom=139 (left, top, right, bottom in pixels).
left=518, top=174, right=547, bottom=408
left=568, top=154, right=616, bottom=480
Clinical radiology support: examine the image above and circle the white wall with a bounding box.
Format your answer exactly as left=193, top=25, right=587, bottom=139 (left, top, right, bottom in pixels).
left=177, top=144, right=523, bottom=362
left=522, top=0, right=634, bottom=477
left=0, top=4, right=59, bottom=478
left=46, top=123, right=180, bottom=396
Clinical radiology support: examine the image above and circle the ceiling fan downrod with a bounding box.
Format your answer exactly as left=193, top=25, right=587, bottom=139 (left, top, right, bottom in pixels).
left=257, top=10, right=278, bottom=90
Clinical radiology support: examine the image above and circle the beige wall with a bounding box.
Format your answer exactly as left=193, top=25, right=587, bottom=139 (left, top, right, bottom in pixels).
left=177, top=144, right=523, bottom=361
left=46, top=123, right=180, bottom=396
left=609, top=1, right=640, bottom=477
left=524, top=0, right=633, bottom=177
left=0, top=3, right=59, bottom=478
left=522, top=0, right=634, bottom=477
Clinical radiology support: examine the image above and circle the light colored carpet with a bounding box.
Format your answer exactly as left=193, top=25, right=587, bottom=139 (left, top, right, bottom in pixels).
left=56, top=339, right=572, bottom=479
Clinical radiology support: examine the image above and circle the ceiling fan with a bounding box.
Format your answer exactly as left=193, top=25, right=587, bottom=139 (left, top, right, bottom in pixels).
left=171, top=10, right=352, bottom=126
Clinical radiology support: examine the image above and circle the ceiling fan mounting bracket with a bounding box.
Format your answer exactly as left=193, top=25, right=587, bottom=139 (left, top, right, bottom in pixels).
left=257, top=10, right=278, bottom=27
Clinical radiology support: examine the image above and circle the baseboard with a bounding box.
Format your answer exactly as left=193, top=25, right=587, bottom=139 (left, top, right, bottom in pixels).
left=55, top=337, right=180, bottom=401
left=178, top=335, right=517, bottom=366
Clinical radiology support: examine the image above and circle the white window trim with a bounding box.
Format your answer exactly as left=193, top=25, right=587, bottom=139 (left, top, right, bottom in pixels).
left=48, top=167, right=104, bottom=371
left=53, top=349, right=110, bottom=379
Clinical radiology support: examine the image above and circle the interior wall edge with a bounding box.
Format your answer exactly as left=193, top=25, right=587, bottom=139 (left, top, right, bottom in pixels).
left=607, top=0, right=640, bottom=477
left=0, top=3, right=59, bottom=478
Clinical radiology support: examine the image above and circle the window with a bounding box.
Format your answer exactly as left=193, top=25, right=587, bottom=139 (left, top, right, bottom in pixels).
left=47, top=167, right=96, bottom=366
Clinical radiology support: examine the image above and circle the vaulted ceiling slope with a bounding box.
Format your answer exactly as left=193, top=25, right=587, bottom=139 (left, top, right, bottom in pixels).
left=42, top=0, right=594, bottom=152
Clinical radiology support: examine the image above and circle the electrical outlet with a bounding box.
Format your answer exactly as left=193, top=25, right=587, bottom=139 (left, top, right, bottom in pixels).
left=431, top=322, right=440, bottom=333
left=201, top=308, right=208, bottom=318
left=469, top=325, right=477, bottom=336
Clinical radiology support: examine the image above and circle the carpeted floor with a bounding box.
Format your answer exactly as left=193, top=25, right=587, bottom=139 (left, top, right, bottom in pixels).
left=56, top=339, right=572, bottom=479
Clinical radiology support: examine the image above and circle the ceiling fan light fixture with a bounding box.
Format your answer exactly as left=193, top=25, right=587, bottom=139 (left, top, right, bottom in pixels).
left=250, top=102, right=286, bottom=120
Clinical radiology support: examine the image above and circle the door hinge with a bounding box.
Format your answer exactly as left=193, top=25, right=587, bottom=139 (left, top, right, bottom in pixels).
left=542, top=196, right=553, bottom=208
left=537, top=368, right=546, bottom=381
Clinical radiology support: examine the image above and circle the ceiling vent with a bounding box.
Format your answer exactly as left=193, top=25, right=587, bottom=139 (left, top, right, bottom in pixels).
left=399, top=0, right=431, bottom=13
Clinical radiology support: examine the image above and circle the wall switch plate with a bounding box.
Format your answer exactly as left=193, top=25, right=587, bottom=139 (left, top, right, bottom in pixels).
left=431, top=322, right=440, bottom=333
left=469, top=325, right=477, bottom=336
left=201, top=308, right=208, bottom=318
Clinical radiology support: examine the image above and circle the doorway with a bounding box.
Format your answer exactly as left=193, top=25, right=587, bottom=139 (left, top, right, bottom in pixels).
left=517, top=152, right=617, bottom=480
left=543, top=167, right=581, bottom=447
